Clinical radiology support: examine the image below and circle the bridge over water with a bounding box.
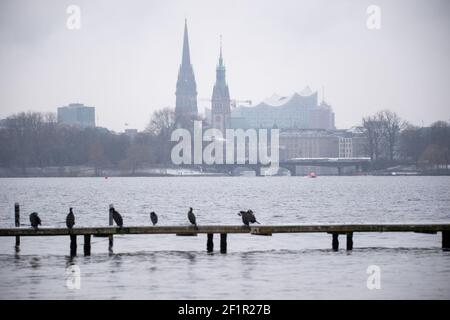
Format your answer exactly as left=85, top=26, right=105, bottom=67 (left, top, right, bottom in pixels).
left=280, top=157, right=371, bottom=175
left=194, top=157, right=372, bottom=176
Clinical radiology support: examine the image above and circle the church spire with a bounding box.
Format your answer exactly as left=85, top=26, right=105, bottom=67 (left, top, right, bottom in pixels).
left=219, top=34, right=223, bottom=67
left=216, top=35, right=225, bottom=82
left=175, top=19, right=198, bottom=126
left=211, top=34, right=231, bottom=133
left=182, top=19, right=191, bottom=66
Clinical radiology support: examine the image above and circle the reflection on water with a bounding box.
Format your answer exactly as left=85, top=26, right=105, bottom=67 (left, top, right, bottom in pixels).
left=109, top=254, right=123, bottom=274
left=0, top=176, right=449, bottom=299
left=30, top=257, right=40, bottom=269
left=0, top=247, right=448, bottom=299
left=65, top=255, right=77, bottom=269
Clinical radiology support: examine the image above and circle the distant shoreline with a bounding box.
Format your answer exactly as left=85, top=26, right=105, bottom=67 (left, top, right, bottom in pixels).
left=0, top=173, right=449, bottom=178
left=0, top=166, right=448, bottom=178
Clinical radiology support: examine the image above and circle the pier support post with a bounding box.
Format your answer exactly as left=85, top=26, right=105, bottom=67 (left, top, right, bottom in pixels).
left=220, top=233, right=227, bottom=254
left=70, top=235, right=77, bottom=256
left=108, top=204, right=114, bottom=251
left=207, top=233, right=214, bottom=253
left=346, top=232, right=353, bottom=251
left=443, top=231, right=450, bottom=250
left=332, top=233, right=339, bottom=251
left=14, top=203, right=20, bottom=249
left=84, top=235, right=91, bottom=256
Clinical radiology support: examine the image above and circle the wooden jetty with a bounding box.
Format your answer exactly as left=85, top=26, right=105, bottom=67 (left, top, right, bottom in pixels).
left=1, top=203, right=449, bottom=256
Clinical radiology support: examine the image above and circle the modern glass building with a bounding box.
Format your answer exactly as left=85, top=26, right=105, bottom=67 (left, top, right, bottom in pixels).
left=230, top=87, right=335, bottom=130
left=57, top=103, right=95, bottom=128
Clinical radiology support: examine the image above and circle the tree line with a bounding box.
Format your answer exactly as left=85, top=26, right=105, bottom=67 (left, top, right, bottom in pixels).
left=0, top=108, right=176, bottom=175
left=362, top=110, right=449, bottom=169
left=0, top=108, right=448, bottom=174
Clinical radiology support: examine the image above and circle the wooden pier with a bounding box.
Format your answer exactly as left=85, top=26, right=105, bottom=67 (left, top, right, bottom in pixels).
left=2, top=204, right=449, bottom=256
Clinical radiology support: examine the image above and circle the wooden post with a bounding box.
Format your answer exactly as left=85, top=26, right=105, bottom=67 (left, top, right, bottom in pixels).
left=346, top=232, right=353, bottom=251
left=207, top=233, right=214, bottom=253
left=443, top=231, right=450, bottom=250
left=84, top=235, right=91, bottom=256
left=14, top=203, right=20, bottom=248
left=70, top=235, right=77, bottom=256
left=109, top=204, right=114, bottom=251
left=332, top=233, right=339, bottom=251
left=220, top=233, right=227, bottom=254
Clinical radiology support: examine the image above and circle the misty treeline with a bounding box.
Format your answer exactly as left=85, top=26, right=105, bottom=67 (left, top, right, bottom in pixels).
left=0, top=108, right=176, bottom=174
left=0, top=108, right=448, bottom=173
left=362, top=110, right=450, bottom=168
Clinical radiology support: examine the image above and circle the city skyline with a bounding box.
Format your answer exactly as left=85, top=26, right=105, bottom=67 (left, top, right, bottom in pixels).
left=0, top=0, right=449, bottom=132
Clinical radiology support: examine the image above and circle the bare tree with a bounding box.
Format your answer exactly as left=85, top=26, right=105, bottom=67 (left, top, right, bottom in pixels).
left=419, top=144, right=447, bottom=169
left=429, top=121, right=450, bottom=168
left=120, top=142, right=151, bottom=175
left=362, top=114, right=383, bottom=161
left=399, top=124, right=423, bottom=162
left=88, top=140, right=108, bottom=176
left=145, top=108, right=175, bottom=136
left=378, top=110, right=404, bottom=161
left=145, top=108, right=175, bottom=164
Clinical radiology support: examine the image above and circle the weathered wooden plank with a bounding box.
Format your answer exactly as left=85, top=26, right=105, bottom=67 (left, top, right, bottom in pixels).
left=251, top=227, right=273, bottom=236
left=0, top=225, right=250, bottom=236
left=249, top=224, right=450, bottom=233
left=0, top=224, right=449, bottom=237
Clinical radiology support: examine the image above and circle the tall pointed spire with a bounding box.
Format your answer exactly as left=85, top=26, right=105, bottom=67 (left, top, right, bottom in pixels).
left=175, top=19, right=198, bottom=127
left=219, top=34, right=223, bottom=67
left=182, top=19, right=191, bottom=66
left=216, top=35, right=225, bottom=82
left=211, top=34, right=231, bottom=133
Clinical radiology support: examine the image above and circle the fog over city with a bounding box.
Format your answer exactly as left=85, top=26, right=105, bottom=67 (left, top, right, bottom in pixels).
left=0, top=0, right=449, bottom=132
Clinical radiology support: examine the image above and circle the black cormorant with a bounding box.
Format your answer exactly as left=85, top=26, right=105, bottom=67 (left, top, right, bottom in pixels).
left=29, top=212, right=41, bottom=229
left=66, top=207, right=75, bottom=229
left=247, top=209, right=260, bottom=224
left=112, top=208, right=123, bottom=228
left=238, top=210, right=260, bottom=226
left=188, top=207, right=197, bottom=227
left=150, top=211, right=158, bottom=226
left=238, top=210, right=250, bottom=226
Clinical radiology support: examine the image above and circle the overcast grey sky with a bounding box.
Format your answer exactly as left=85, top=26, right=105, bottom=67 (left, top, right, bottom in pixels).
left=0, top=0, right=449, bottom=131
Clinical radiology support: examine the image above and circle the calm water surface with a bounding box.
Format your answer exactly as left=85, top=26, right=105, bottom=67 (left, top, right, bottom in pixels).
left=0, top=176, right=449, bottom=299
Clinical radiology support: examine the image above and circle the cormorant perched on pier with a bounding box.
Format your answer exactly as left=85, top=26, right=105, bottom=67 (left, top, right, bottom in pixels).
left=238, top=210, right=250, bottom=226
left=112, top=208, right=123, bottom=228
left=66, top=208, right=75, bottom=229
left=29, top=212, right=41, bottom=229
left=150, top=211, right=158, bottom=226
left=238, top=210, right=260, bottom=227
left=188, top=207, right=197, bottom=228
left=247, top=210, right=260, bottom=224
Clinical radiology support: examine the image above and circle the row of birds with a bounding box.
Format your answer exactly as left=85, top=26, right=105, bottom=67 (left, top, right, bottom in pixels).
left=28, top=207, right=260, bottom=229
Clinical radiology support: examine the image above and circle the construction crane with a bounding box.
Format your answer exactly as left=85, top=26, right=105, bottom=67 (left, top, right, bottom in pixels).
left=198, top=98, right=252, bottom=109
left=230, top=99, right=252, bottom=109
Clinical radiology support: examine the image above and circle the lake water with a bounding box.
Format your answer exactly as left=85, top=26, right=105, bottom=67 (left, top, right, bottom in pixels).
left=0, top=176, right=449, bottom=299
